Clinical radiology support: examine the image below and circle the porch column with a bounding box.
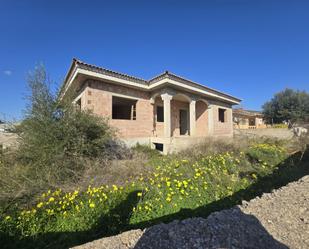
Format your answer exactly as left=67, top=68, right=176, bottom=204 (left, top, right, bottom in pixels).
left=189, top=100, right=196, bottom=136
left=208, top=104, right=214, bottom=135
left=161, top=93, right=173, bottom=138
left=255, top=117, right=259, bottom=128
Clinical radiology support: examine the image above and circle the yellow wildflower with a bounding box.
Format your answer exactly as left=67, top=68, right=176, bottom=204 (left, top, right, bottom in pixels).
left=166, top=196, right=172, bottom=202
left=37, top=202, right=44, bottom=208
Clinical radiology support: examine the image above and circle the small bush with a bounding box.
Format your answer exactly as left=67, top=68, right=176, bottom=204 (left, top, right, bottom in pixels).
left=17, top=65, right=115, bottom=163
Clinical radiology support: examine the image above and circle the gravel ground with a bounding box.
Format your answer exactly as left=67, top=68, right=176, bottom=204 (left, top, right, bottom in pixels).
left=72, top=175, right=309, bottom=249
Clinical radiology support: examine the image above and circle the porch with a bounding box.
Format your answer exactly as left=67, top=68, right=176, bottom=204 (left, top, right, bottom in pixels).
left=150, top=90, right=210, bottom=153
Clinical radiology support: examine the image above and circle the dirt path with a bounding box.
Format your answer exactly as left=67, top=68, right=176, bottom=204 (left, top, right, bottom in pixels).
left=72, top=175, right=309, bottom=249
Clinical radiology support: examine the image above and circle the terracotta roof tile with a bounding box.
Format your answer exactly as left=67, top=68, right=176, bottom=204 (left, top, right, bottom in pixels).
left=74, top=58, right=148, bottom=85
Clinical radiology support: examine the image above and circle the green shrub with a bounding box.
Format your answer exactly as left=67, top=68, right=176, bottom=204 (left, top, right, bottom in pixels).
left=0, top=65, right=120, bottom=203
left=17, top=65, right=115, bottom=164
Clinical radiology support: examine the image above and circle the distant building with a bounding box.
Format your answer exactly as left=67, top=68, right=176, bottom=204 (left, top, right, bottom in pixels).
left=0, top=123, right=18, bottom=149
left=233, top=109, right=266, bottom=129
left=0, top=123, right=6, bottom=132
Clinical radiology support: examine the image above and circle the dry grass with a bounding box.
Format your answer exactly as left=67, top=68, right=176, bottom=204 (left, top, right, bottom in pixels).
left=0, top=144, right=158, bottom=208
left=70, top=154, right=154, bottom=191
left=179, top=137, right=274, bottom=158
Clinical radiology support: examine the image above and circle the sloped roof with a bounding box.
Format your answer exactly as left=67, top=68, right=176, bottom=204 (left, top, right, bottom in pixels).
left=233, top=108, right=263, bottom=117
left=61, top=58, right=241, bottom=104
left=73, top=59, right=148, bottom=84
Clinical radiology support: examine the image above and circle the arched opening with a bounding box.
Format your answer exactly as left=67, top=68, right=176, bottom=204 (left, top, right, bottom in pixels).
left=150, top=92, right=161, bottom=104
left=171, top=93, right=191, bottom=136
left=151, top=91, right=195, bottom=137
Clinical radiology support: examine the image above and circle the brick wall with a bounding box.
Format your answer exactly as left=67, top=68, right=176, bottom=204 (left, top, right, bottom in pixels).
left=196, top=100, right=208, bottom=136
left=212, top=105, right=233, bottom=136
left=81, top=80, right=153, bottom=138
left=76, top=79, right=234, bottom=139
left=77, top=86, right=88, bottom=110
left=153, top=98, right=164, bottom=137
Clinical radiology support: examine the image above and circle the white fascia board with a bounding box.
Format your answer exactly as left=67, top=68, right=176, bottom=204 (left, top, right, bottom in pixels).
left=67, top=68, right=240, bottom=105
left=150, top=78, right=240, bottom=105
left=62, top=66, right=79, bottom=96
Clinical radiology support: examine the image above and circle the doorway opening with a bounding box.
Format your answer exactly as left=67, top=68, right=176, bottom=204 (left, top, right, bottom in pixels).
left=179, top=109, right=189, bottom=135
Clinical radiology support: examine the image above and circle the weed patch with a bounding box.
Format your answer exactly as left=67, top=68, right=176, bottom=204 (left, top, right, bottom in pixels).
left=1, top=142, right=300, bottom=249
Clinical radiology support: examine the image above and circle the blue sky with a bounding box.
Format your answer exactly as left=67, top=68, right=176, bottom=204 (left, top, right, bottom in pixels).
left=1, top=0, right=309, bottom=120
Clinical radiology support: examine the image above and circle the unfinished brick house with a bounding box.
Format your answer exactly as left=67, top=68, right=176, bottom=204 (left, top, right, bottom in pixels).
left=61, top=59, right=241, bottom=153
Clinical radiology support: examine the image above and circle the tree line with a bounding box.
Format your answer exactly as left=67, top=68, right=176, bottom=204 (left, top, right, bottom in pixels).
left=262, top=88, right=309, bottom=125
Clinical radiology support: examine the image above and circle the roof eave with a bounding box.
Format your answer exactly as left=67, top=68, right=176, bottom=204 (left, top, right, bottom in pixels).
left=149, top=73, right=241, bottom=104
left=61, top=59, right=242, bottom=105
left=59, top=59, right=79, bottom=99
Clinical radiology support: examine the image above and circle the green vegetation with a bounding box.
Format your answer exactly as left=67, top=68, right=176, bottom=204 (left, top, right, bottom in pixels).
left=0, top=66, right=121, bottom=204
left=271, top=123, right=289, bottom=129
left=262, top=88, right=309, bottom=124
left=0, top=68, right=308, bottom=249
left=2, top=139, right=309, bottom=249
left=19, top=64, right=115, bottom=163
